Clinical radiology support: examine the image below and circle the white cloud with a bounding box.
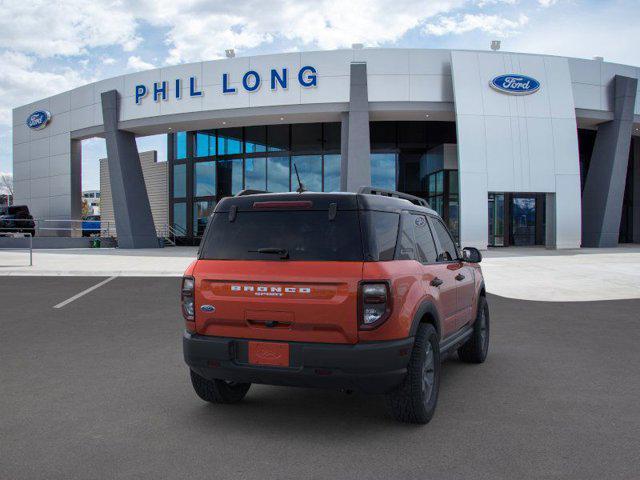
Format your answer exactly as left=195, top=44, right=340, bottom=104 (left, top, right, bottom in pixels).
left=133, top=0, right=466, bottom=64
left=0, top=51, right=86, bottom=124
left=424, top=13, right=528, bottom=36
left=126, top=56, right=156, bottom=72
left=102, top=57, right=117, bottom=65
left=538, top=0, right=558, bottom=6
left=0, top=0, right=141, bottom=58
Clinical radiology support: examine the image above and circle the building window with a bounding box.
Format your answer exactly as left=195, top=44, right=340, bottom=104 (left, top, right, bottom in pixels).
left=245, top=157, right=267, bottom=191
left=194, top=200, right=216, bottom=237
left=217, top=158, right=243, bottom=197
left=173, top=163, right=187, bottom=198
left=291, top=155, right=322, bottom=191
left=169, top=123, right=341, bottom=241
left=371, top=153, right=397, bottom=190
left=194, top=161, right=216, bottom=197
left=245, top=126, right=267, bottom=153
left=195, top=131, right=215, bottom=157
left=267, top=156, right=290, bottom=192
left=218, top=128, right=243, bottom=155
left=267, top=124, right=289, bottom=152
left=175, top=132, right=187, bottom=160
left=323, top=154, right=341, bottom=192
left=173, top=202, right=187, bottom=234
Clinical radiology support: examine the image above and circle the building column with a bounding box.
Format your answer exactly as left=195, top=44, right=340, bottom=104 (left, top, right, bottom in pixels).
left=340, top=62, right=371, bottom=192
left=582, top=75, right=638, bottom=247
left=101, top=90, right=159, bottom=248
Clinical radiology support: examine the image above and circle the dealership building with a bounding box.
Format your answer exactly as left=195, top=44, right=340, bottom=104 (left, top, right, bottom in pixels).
left=11, top=48, right=640, bottom=249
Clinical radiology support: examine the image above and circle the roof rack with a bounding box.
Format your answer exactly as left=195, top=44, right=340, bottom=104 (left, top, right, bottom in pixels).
left=357, top=187, right=430, bottom=208
left=235, top=189, right=269, bottom=197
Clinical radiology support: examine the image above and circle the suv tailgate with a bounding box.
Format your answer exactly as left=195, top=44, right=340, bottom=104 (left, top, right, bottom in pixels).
left=194, top=260, right=363, bottom=344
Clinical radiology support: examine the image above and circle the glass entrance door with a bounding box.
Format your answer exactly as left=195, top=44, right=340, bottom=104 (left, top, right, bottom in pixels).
left=488, top=193, right=505, bottom=246
left=510, top=196, right=537, bottom=246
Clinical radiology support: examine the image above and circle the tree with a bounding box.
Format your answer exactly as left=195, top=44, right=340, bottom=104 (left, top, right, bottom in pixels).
left=0, top=173, right=13, bottom=206
left=82, top=199, right=91, bottom=217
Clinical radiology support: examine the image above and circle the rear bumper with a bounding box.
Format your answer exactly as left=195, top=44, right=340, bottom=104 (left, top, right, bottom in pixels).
left=183, top=331, right=414, bottom=394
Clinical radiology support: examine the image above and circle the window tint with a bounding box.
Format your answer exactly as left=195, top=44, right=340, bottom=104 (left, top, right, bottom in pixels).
left=413, top=215, right=438, bottom=263
left=371, top=153, right=397, bottom=190
left=200, top=211, right=363, bottom=261
left=173, top=164, right=186, bottom=198
left=245, top=157, right=266, bottom=190
left=291, top=155, right=322, bottom=191
left=431, top=217, right=458, bottom=261
left=361, top=211, right=399, bottom=261
left=396, top=214, right=416, bottom=260
left=267, top=156, right=290, bottom=192
left=194, top=161, right=216, bottom=197
left=323, top=154, right=341, bottom=192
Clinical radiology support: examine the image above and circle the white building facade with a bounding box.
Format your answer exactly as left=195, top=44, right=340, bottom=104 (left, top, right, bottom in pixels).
left=11, top=48, right=640, bottom=248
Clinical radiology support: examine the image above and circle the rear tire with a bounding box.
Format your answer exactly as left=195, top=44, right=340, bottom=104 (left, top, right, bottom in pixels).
left=385, top=324, right=440, bottom=424
left=189, top=369, right=251, bottom=404
left=458, top=295, right=490, bottom=364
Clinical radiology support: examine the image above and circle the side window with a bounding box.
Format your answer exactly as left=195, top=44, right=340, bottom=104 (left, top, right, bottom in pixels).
left=431, top=217, right=458, bottom=262
left=363, top=211, right=400, bottom=261
left=412, top=215, right=438, bottom=264
left=396, top=214, right=416, bottom=260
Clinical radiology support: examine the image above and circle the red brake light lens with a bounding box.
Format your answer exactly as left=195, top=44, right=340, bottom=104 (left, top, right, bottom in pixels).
left=252, top=201, right=313, bottom=209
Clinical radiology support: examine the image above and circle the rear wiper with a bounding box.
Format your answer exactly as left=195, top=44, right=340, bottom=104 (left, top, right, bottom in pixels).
left=248, top=247, right=290, bottom=260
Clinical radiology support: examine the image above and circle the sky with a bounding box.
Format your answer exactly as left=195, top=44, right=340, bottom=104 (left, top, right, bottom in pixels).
left=0, top=0, right=639, bottom=192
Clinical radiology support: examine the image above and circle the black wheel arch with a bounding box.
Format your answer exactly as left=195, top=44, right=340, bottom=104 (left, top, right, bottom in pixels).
left=409, top=301, right=442, bottom=339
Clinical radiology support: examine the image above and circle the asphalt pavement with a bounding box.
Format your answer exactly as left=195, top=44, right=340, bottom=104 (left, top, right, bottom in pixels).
left=1, top=277, right=639, bottom=479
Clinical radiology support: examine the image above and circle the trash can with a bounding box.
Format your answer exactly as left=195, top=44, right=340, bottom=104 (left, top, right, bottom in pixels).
left=91, top=238, right=101, bottom=248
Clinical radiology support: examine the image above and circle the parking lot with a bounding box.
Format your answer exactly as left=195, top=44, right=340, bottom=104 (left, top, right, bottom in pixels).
left=1, top=276, right=640, bottom=479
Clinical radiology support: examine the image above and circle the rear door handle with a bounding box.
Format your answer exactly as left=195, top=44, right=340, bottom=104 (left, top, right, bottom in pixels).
left=430, top=277, right=443, bottom=287
left=455, top=273, right=465, bottom=281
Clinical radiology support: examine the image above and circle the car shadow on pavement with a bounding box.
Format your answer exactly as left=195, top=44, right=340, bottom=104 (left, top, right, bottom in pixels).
left=174, top=356, right=472, bottom=435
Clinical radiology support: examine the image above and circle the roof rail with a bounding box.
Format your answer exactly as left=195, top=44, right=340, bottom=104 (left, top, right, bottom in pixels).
left=235, top=189, right=269, bottom=197
left=357, top=186, right=430, bottom=208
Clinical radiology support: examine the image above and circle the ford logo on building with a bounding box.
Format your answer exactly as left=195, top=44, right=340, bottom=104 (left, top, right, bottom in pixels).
left=26, top=110, right=52, bottom=130
left=490, top=74, right=540, bottom=95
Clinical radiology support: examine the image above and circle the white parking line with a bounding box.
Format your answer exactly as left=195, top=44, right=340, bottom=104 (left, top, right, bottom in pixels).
left=53, top=276, right=118, bottom=309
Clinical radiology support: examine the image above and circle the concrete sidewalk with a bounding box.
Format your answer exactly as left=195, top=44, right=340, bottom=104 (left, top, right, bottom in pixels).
left=1, top=245, right=639, bottom=301
left=0, top=247, right=198, bottom=277
left=482, top=245, right=640, bottom=302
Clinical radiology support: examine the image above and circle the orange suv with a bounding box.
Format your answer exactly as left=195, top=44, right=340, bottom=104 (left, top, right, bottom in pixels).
left=182, top=188, right=489, bottom=424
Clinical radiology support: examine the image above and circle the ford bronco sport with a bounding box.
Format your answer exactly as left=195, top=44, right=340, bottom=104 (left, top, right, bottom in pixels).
left=182, top=187, right=489, bottom=424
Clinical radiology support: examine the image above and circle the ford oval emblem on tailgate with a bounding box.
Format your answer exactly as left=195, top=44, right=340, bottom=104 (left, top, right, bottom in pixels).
left=200, top=304, right=215, bottom=312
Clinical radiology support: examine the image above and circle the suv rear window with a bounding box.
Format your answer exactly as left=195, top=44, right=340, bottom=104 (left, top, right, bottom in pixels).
left=200, top=210, right=363, bottom=261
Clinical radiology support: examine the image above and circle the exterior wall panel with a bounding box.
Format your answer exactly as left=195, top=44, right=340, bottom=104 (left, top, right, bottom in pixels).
left=99, top=151, right=168, bottom=237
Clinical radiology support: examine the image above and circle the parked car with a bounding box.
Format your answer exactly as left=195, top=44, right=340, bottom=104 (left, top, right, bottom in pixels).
left=0, top=205, right=35, bottom=236
left=181, top=188, right=489, bottom=424
left=82, top=215, right=101, bottom=237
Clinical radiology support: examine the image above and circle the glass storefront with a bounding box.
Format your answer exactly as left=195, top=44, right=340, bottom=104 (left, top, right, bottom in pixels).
left=169, top=121, right=462, bottom=243
left=488, top=192, right=546, bottom=247
left=368, top=122, right=459, bottom=241
left=169, top=123, right=341, bottom=240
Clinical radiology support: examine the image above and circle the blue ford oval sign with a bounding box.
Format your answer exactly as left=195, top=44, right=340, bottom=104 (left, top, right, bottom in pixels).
left=490, top=74, right=540, bottom=95
left=26, top=110, right=52, bottom=130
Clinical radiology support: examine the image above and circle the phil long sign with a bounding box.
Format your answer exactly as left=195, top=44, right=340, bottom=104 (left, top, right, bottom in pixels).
left=135, top=66, right=318, bottom=105
left=490, top=74, right=540, bottom=95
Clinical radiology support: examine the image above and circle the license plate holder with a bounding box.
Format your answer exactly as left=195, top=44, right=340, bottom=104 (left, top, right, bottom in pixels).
left=248, top=341, right=290, bottom=367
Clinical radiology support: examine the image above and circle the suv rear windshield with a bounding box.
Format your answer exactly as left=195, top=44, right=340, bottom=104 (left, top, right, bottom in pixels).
left=200, top=210, right=364, bottom=261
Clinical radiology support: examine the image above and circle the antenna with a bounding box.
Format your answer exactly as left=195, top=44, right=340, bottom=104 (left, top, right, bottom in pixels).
left=293, top=163, right=306, bottom=193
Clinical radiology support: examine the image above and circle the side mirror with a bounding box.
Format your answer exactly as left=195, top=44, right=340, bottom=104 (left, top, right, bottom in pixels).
left=462, top=247, right=482, bottom=263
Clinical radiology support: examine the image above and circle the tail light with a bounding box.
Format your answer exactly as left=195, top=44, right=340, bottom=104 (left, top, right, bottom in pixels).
left=181, top=276, right=195, bottom=321
left=359, top=282, right=392, bottom=330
